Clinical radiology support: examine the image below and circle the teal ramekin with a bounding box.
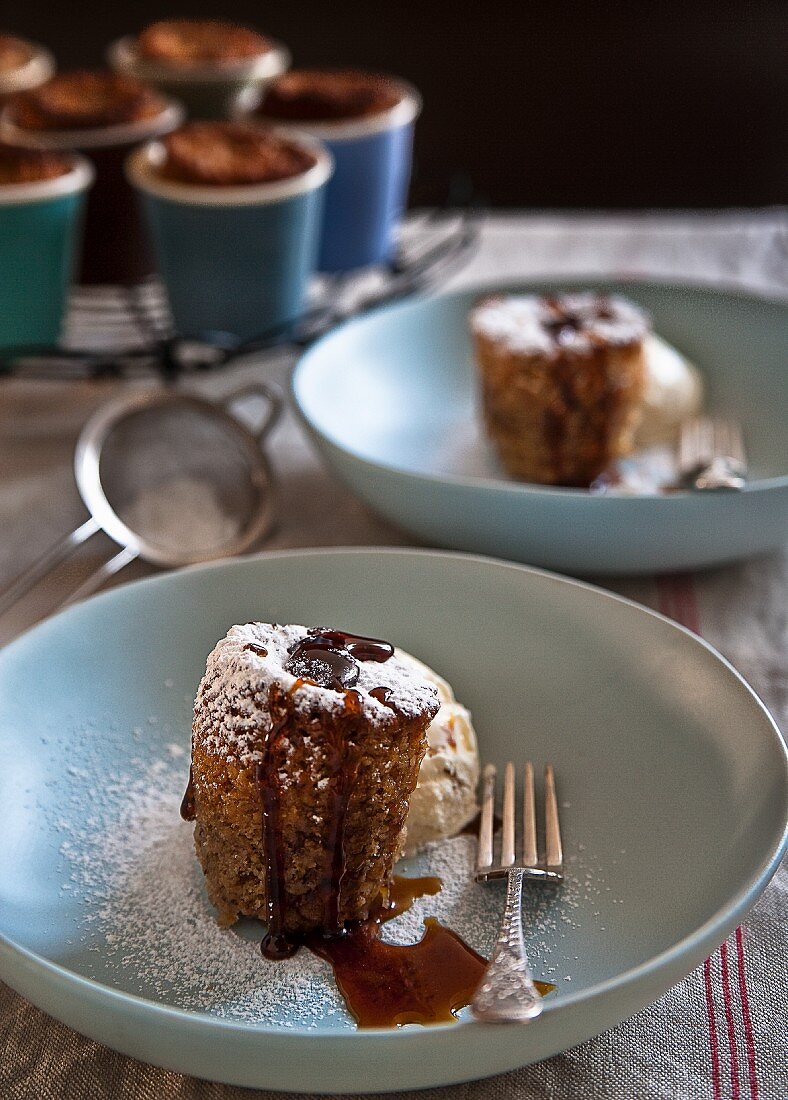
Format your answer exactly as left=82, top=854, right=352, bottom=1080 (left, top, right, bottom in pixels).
left=0, top=156, right=93, bottom=348
left=126, top=135, right=332, bottom=339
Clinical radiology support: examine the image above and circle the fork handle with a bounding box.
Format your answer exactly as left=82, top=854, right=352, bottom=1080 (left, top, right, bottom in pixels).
left=471, top=868, right=544, bottom=1023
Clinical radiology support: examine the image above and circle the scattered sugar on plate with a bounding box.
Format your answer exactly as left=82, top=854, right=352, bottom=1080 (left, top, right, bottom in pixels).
left=55, top=741, right=610, bottom=1028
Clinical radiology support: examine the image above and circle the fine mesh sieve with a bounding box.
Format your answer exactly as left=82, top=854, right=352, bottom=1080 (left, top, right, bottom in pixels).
left=0, top=384, right=281, bottom=616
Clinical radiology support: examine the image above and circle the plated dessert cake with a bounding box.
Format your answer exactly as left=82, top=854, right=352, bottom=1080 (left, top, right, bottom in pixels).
left=155, top=121, right=317, bottom=186
left=185, top=623, right=441, bottom=954
left=257, top=69, right=402, bottom=122
left=470, top=292, right=650, bottom=486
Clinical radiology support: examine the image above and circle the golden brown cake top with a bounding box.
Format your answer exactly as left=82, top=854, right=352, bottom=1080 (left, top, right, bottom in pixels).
left=0, top=142, right=73, bottom=183
left=137, top=19, right=273, bottom=66
left=196, top=622, right=441, bottom=766
left=258, top=69, right=402, bottom=122
left=470, top=292, right=650, bottom=357
left=157, top=121, right=317, bottom=186
left=7, top=71, right=166, bottom=131
left=0, top=33, right=34, bottom=74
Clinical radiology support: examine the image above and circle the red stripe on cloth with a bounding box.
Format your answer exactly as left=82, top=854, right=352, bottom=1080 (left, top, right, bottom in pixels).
left=704, top=955, right=723, bottom=1100
left=658, top=575, right=724, bottom=1099
left=666, top=576, right=761, bottom=1099
left=655, top=576, right=677, bottom=621
left=720, top=940, right=741, bottom=1099
left=735, top=926, right=760, bottom=1100
left=672, top=573, right=702, bottom=634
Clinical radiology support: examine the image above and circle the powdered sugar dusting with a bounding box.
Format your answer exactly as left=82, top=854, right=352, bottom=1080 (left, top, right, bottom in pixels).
left=470, top=292, right=649, bottom=356
left=123, top=476, right=240, bottom=555
left=196, top=624, right=440, bottom=766
left=54, top=740, right=611, bottom=1027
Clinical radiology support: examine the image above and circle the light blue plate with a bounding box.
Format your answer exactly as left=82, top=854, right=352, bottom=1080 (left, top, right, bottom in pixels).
left=0, top=549, right=785, bottom=1092
left=292, top=281, right=788, bottom=575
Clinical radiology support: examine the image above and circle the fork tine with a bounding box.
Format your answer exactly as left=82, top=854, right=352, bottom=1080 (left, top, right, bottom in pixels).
left=727, top=419, right=746, bottom=465
left=713, top=418, right=729, bottom=459
left=679, top=416, right=699, bottom=473
left=500, top=762, right=516, bottom=866
left=544, top=764, right=563, bottom=870
left=705, top=417, right=717, bottom=463
left=522, top=761, right=538, bottom=866
left=476, top=763, right=496, bottom=873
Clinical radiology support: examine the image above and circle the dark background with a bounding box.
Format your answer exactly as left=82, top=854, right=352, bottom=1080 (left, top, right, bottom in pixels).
left=4, top=0, right=786, bottom=208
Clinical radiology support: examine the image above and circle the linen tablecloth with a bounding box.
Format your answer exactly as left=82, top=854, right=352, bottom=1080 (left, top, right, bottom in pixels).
left=1, top=211, right=786, bottom=1099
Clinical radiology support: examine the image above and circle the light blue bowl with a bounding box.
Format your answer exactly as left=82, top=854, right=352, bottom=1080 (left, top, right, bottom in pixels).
left=266, top=83, right=420, bottom=273
left=0, top=157, right=92, bottom=347
left=293, top=281, right=788, bottom=576
left=128, top=138, right=331, bottom=339
left=0, top=549, right=785, bottom=1091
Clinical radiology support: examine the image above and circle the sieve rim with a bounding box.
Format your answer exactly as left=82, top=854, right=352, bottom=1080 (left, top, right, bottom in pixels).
left=73, top=388, right=278, bottom=568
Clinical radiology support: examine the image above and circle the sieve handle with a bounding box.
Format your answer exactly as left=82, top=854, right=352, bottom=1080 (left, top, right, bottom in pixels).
left=59, top=547, right=139, bottom=611
left=220, top=382, right=283, bottom=445
left=0, top=516, right=100, bottom=618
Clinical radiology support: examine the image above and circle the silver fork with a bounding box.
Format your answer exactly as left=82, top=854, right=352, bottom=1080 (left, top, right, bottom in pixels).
left=471, top=762, right=563, bottom=1023
left=678, top=416, right=748, bottom=491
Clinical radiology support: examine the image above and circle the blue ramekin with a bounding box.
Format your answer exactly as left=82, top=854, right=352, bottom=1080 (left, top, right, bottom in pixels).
left=248, top=80, right=421, bottom=273
left=126, top=135, right=332, bottom=339
left=0, top=156, right=93, bottom=347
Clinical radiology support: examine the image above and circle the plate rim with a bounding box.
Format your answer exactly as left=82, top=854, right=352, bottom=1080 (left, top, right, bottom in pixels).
left=1, top=545, right=786, bottom=1043
left=292, top=277, right=788, bottom=497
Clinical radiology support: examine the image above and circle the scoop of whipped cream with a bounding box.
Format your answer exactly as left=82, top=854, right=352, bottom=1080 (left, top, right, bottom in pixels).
left=397, top=650, right=480, bottom=855
left=636, top=334, right=704, bottom=447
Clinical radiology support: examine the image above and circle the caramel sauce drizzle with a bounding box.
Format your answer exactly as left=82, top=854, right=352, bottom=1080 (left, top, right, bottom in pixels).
left=257, top=710, right=296, bottom=959
left=307, top=915, right=486, bottom=1028
left=541, top=296, right=630, bottom=487
left=180, top=765, right=196, bottom=821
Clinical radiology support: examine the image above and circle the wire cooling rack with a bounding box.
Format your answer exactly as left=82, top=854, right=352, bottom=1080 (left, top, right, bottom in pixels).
left=1, top=207, right=480, bottom=383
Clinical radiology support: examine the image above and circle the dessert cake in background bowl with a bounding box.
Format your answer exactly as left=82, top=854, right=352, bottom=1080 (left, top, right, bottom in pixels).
left=0, top=70, right=183, bottom=284
left=0, top=32, right=54, bottom=103
left=470, top=292, right=650, bottom=487
left=126, top=120, right=332, bottom=339
left=292, top=281, right=787, bottom=573
left=109, top=19, right=290, bottom=120
left=250, top=68, right=421, bottom=272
